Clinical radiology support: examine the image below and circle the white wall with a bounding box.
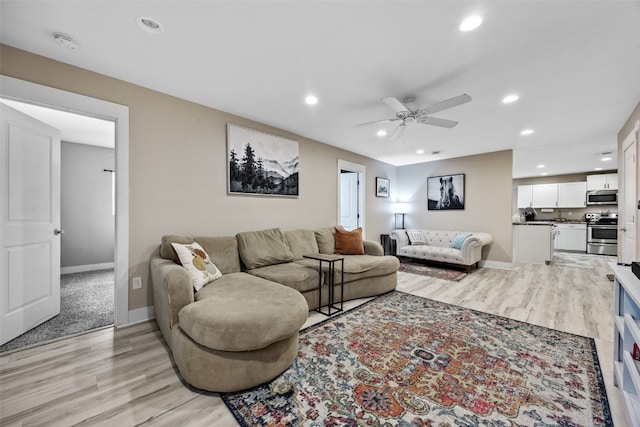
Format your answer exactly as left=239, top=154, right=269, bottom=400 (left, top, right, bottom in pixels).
left=61, top=141, right=115, bottom=269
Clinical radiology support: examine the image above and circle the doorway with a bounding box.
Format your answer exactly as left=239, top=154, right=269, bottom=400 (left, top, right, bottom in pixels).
left=621, top=129, right=637, bottom=263
left=337, top=160, right=365, bottom=234
left=0, top=75, right=130, bottom=332
left=0, top=101, right=117, bottom=351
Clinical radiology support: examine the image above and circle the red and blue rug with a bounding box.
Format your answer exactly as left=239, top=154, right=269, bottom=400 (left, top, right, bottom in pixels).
left=222, top=291, right=612, bottom=426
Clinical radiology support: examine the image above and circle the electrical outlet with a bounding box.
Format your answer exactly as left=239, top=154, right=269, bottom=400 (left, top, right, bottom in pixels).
left=132, top=276, right=142, bottom=289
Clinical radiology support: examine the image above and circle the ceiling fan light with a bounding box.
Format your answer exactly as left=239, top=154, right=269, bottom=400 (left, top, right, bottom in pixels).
left=460, top=15, right=483, bottom=32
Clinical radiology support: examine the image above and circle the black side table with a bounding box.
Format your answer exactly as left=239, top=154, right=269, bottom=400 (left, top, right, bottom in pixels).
left=380, top=234, right=396, bottom=256
left=303, top=253, right=345, bottom=316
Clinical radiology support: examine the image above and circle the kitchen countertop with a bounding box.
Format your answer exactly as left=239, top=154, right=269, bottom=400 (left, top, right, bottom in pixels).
left=513, top=220, right=587, bottom=225
left=513, top=221, right=556, bottom=226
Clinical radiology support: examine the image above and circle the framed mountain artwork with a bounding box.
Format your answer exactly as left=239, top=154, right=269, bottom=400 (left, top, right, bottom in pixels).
left=227, top=124, right=299, bottom=197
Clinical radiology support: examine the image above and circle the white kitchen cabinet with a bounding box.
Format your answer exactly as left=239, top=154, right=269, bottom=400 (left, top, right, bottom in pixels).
left=610, top=263, right=640, bottom=427
left=517, top=185, right=533, bottom=208
left=555, top=223, right=587, bottom=252
left=557, top=182, right=587, bottom=208
left=531, top=184, right=558, bottom=208
left=587, top=173, right=618, bottom=190
left=513, top=223, right=554, bottom=264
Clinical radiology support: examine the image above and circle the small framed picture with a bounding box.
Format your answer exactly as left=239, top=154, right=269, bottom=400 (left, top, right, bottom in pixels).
left=376, top=177, right=390, bottom=198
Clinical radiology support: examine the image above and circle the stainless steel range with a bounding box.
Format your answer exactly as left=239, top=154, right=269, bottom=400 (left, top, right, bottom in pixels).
left=585, top=212, right=618, bottom=255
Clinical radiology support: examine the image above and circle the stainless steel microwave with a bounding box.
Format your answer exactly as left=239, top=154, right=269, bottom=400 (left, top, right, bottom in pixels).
left=586, top=189, right=618, bottom=205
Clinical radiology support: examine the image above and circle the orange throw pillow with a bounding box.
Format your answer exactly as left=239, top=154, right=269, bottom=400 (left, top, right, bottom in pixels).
left=334, top=227, right=365, bottom=255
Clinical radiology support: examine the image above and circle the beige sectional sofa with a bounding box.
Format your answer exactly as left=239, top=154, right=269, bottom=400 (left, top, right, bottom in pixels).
left=150, top=227, right=399, bottom=392
left=390, top=228, right=493, bottom=272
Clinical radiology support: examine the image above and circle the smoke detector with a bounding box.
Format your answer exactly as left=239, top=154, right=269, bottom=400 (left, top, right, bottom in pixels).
left=53, top=33, right=79, bottom=50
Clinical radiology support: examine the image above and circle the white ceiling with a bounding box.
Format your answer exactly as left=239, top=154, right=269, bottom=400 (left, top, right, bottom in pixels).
left=0, top=99, right=115, bottom=148
left=1, top=1, right=639, bottom=178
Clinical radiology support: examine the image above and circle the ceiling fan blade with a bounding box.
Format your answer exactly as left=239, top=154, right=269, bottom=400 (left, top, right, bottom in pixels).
left=389, top=123, right=407, bottom=140
left=423, top=94, right=472, bottom=115
left=382, top=97, right=409, bottom=113
left=418, top=116, right=459, bottom=128
left=354, top=118, right=399, bottom=127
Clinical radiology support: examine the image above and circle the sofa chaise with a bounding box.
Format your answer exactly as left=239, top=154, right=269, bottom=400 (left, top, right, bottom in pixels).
left=390, top=228, right=493, bottom=272
left=150, top=227, right=399, bottom=392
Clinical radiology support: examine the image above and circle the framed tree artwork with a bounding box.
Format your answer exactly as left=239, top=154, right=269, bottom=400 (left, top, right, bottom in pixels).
left=227, top=124, right=299, bottom=197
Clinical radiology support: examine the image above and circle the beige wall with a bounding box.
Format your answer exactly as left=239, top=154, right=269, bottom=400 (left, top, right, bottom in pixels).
left=396, top=150, right=513, bottom=263
left=0, top=45, right=397, bottom=310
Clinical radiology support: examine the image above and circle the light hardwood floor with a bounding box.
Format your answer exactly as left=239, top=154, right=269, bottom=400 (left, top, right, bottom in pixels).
left=0, top=254, right=625, bottom=426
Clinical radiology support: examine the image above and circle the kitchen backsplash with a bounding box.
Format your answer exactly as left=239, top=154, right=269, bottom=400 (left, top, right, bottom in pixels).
left=517, top=206, right=617, bottom=222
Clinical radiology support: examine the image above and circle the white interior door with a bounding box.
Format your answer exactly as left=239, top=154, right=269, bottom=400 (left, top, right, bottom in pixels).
left=340, top=172, right=359, bottom=230
left=622, top=136, right=637, bottom=263
left=0, top=104, right=61, bottom=345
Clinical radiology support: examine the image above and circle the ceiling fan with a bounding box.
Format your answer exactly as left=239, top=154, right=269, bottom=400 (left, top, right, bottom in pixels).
left=357, top=94, right=472, bottom=140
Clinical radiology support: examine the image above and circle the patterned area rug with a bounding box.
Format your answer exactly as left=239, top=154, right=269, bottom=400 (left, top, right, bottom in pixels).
left=398, top=260, right=467, bottom=281
left=222, top=291, right=611, bottom=426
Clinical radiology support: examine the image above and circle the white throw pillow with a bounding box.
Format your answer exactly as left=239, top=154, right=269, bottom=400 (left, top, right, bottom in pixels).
left=406, top=229, right=426, bottom=245
left=171, top=242, right=222, bottom=291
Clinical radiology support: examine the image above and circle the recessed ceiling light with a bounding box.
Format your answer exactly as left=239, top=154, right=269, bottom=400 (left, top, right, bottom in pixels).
left=502, top=94, right=519, bottom=104
left=416, top=149, right=425, bottom=154
left=537, top=164, right=545, bottom=168
left=460, top=15, right=483, bottom=32
left=304, top=95, right=318, bottom=105
left=376, top=130, right=387, bottom=137
left=432, top=150, right=441, bottom=155
left=521, top=129, right=534, bottom=136
left=53, top=33, right=79, bottom=50
left=601, top=157, right=612, bottom=162
left=136, top=16, right=164, bottom=34
left=541, top=172, right=548, bottom=176
left=595, top=167, right=603, bottom=171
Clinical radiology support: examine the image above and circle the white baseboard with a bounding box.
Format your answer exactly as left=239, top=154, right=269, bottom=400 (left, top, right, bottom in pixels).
left=124, top=306, right=155, bottom=327
left=61, top=262, right=115, bottom=275
left=479, top=260, right=514, bottom=270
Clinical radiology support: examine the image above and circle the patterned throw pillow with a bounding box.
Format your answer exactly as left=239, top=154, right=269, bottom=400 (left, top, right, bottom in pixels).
left=171, top=242, right=222, bottom=291
left=406, top=229, right=426, bottom=245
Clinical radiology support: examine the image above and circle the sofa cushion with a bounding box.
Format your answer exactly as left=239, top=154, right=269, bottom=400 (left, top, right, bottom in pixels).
left=315, top=227, right=336, bottom=254
left=236, top=228, right=294, bottom=270
left=171, top=242, right=222, bottom=291
left=406, top=229, right=426, bottom=245
left=335, top=227, right=365, bottom=255
left=296, top=255, right=400, bottom=284
left=284, top=229, right=319, bottom=260
left=160, top=235, right=241, bottom=274
left=248, top=262, right=319, bottom=293
left=183, top=272, right=308, bottom=351
left=450, top=233, right=472, bottom=250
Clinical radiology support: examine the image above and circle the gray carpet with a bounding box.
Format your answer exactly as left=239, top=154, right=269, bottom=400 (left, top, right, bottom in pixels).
left=0, top=269, right=114, bottom=353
